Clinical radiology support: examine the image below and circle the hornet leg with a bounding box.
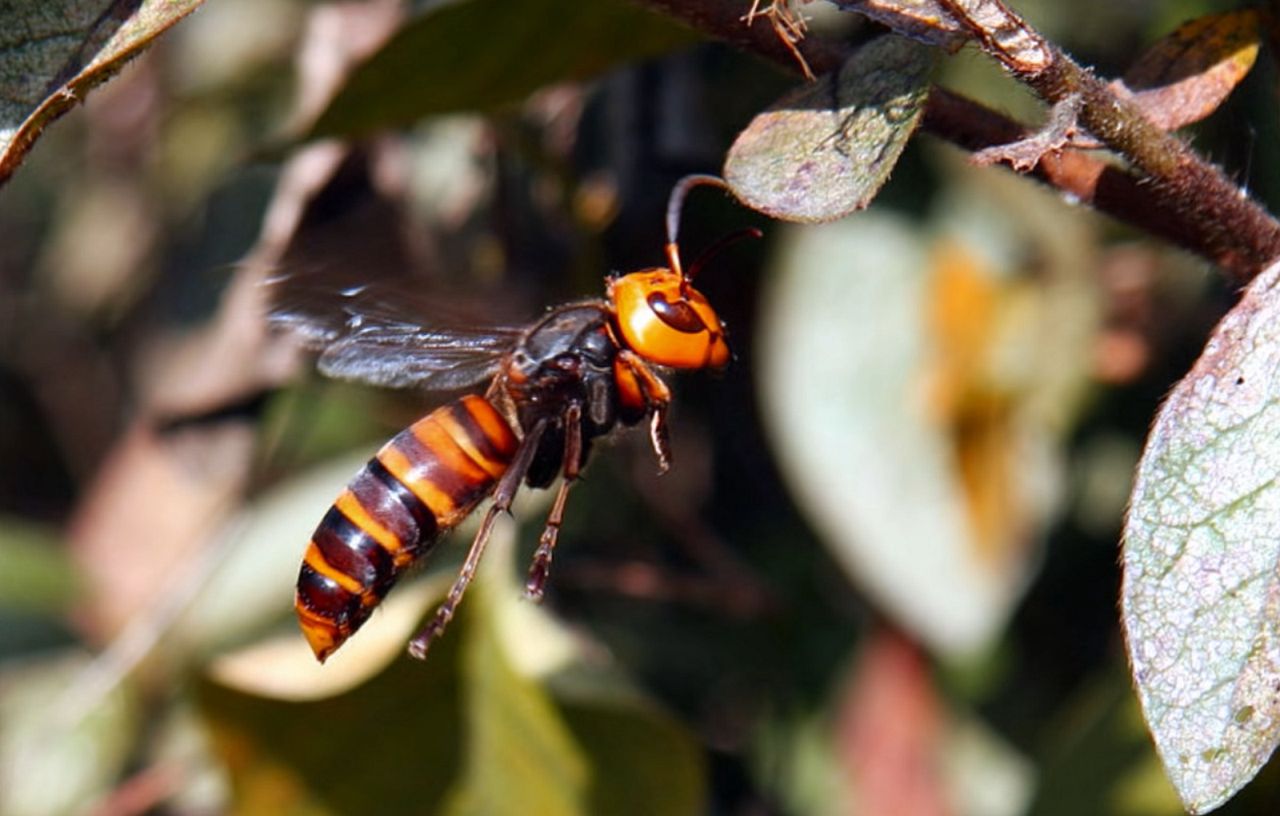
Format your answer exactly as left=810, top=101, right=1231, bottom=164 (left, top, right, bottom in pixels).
left=407, top=419, right=548, bottom=659
left=525, top=402, right=583, bottom=601
left=616, top=349, right=673, bottom=473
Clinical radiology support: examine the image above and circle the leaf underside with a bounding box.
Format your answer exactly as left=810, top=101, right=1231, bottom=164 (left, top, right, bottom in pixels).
left=1124, top=260, right=1280, bottom=814
left=0, top=0, right=206, bottom=185
left=724, top=34, right=933, bottom=224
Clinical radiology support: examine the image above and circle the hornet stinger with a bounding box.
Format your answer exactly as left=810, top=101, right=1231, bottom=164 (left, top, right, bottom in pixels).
left=269, top=175, right=756, bottom=662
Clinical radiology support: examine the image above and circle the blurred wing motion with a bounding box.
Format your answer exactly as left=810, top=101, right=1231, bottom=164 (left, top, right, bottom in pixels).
left=266, top=276, right=526, bottom=390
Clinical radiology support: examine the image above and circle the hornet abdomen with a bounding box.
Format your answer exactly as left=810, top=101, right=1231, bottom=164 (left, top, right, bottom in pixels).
left=294, top=394, right=519, bottom=661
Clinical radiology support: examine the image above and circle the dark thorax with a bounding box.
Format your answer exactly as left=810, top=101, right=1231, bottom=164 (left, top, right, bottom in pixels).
left=497, top=302, right=641, bottom=488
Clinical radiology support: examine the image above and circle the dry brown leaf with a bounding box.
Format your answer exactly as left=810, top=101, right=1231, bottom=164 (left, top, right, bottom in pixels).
left=1117, top=9, right=1263, bottom=131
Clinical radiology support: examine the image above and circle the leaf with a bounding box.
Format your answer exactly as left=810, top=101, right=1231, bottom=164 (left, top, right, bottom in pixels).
left=834, top=629, right=950, bottom=816
left=1027, top=667, right=1181, bottom=816
left=0, top=0, right=206, bottom=186
left=557, top=696, right=705, bottom=816
left=308, top=0, right=698, bottom=139
left=757, top=172, right=1097, bottom=656
left=755, top=630, right=1032, bottom=816
left=199, top=619, right=467, bottom=815
left=1123, top=258, right=1280, bottom=814
left=0, top=517, right=77, bottom=614
left=758, top=215, right=1021, bottom=655
left=1117, top=9, right=1262, bottom=132
left=0, top=651, right=138, bottom=816
left=441, top=579, right=588, bottom=816
left=825, top=0, right=970, bottom=51
left=834, top=629, right=1035, bottom=816
left=200, top=521, right=704, bottom=815
left=69, top=417, right=256, bottom=640
left=723, top=34, right=932, bottom=224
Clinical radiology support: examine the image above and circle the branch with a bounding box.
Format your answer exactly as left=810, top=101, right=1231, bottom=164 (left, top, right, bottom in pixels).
left=922, top=88, right=1260, bottom=280
left=635, top=0, right=1280, bottom=283
left=936, top=0, right=1280, bottom=284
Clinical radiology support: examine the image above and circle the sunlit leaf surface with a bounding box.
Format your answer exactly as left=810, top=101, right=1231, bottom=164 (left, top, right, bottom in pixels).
left=308, top=0, right=698, bottom=138
left=0, top=0, right=206, bottom=185
left=441, top=580, right=589, bottom=816
left=724, top=34, right=932, bottom=223
left=1124, top=259, right=1280, bottom=814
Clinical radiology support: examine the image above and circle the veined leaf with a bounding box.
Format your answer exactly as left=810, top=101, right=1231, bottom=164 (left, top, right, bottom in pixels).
left=724, top=34, right=932, bottom=223
left=440, top=560, right=588, bottom=816
left=0, top=0, right=206, bottom=186
left=1124, top=259, right=1280, bottom=814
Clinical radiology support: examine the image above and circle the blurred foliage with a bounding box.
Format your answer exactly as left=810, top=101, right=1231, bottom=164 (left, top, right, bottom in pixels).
left=307, top=0, right=700, bottom=137
left=2, top=0, right=1280, bottom=814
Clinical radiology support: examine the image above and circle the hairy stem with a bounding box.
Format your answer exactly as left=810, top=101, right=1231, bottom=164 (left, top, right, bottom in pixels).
left=635, top=0, right=1280, bottom=282
left=922, top=88, right=1249, bottom=274
left=937, top=0, right=1280, bottom=282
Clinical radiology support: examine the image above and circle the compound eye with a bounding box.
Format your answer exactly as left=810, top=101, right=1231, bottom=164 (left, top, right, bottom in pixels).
left=647, top=292, right=707, bottom=334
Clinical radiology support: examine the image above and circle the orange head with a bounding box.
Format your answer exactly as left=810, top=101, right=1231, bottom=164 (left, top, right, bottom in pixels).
left=608, top=175, right=757, bottom=370
left=608, top=264, right=729, bottom=369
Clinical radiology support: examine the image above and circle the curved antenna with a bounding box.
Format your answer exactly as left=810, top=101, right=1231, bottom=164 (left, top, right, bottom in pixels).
left=664, top=174, right=732, bottom=279
left=685, top=227, right=763, bottom=282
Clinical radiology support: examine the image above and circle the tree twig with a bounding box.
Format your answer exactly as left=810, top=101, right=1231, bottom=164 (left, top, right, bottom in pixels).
left=635, top=0, right=1280, bottom=283
left=936, top=0, right=1280, bottom=284
left=922, top=88, right=1259, bottom=280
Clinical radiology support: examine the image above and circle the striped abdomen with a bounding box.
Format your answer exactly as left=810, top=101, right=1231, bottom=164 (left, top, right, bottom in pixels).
left=295, top=394, right=519, bottom=661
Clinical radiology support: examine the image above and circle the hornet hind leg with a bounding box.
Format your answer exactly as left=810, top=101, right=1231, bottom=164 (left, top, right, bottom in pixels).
left=408, top=419, right=548, bottom=659
left=524, top=402, right=583, bottom=601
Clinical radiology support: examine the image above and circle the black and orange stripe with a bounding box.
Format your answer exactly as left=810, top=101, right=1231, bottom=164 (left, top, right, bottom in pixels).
left=295, top=394, right=519, bottom=661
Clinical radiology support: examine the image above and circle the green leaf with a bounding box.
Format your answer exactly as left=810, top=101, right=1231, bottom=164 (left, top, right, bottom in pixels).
left=1027, top=667, right=1180, bottom=816
left=723, top=34, right=932, bottom=223
left=199, top=614, right=468, bottom=815
left=0, top=0, right=206, bottom=186
left=559, top=695, right=705, bottom=816
left=199, top=523, right=705, bottom=814
left=1123, top=259, right=1280, bottom=813
left=308, top=0, right=699, bottom=139
left=441, top=577, right=588, bottom=816
left=0, top=652, right=138, bottom=816
left=0, top=517, right=77, bottom=613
